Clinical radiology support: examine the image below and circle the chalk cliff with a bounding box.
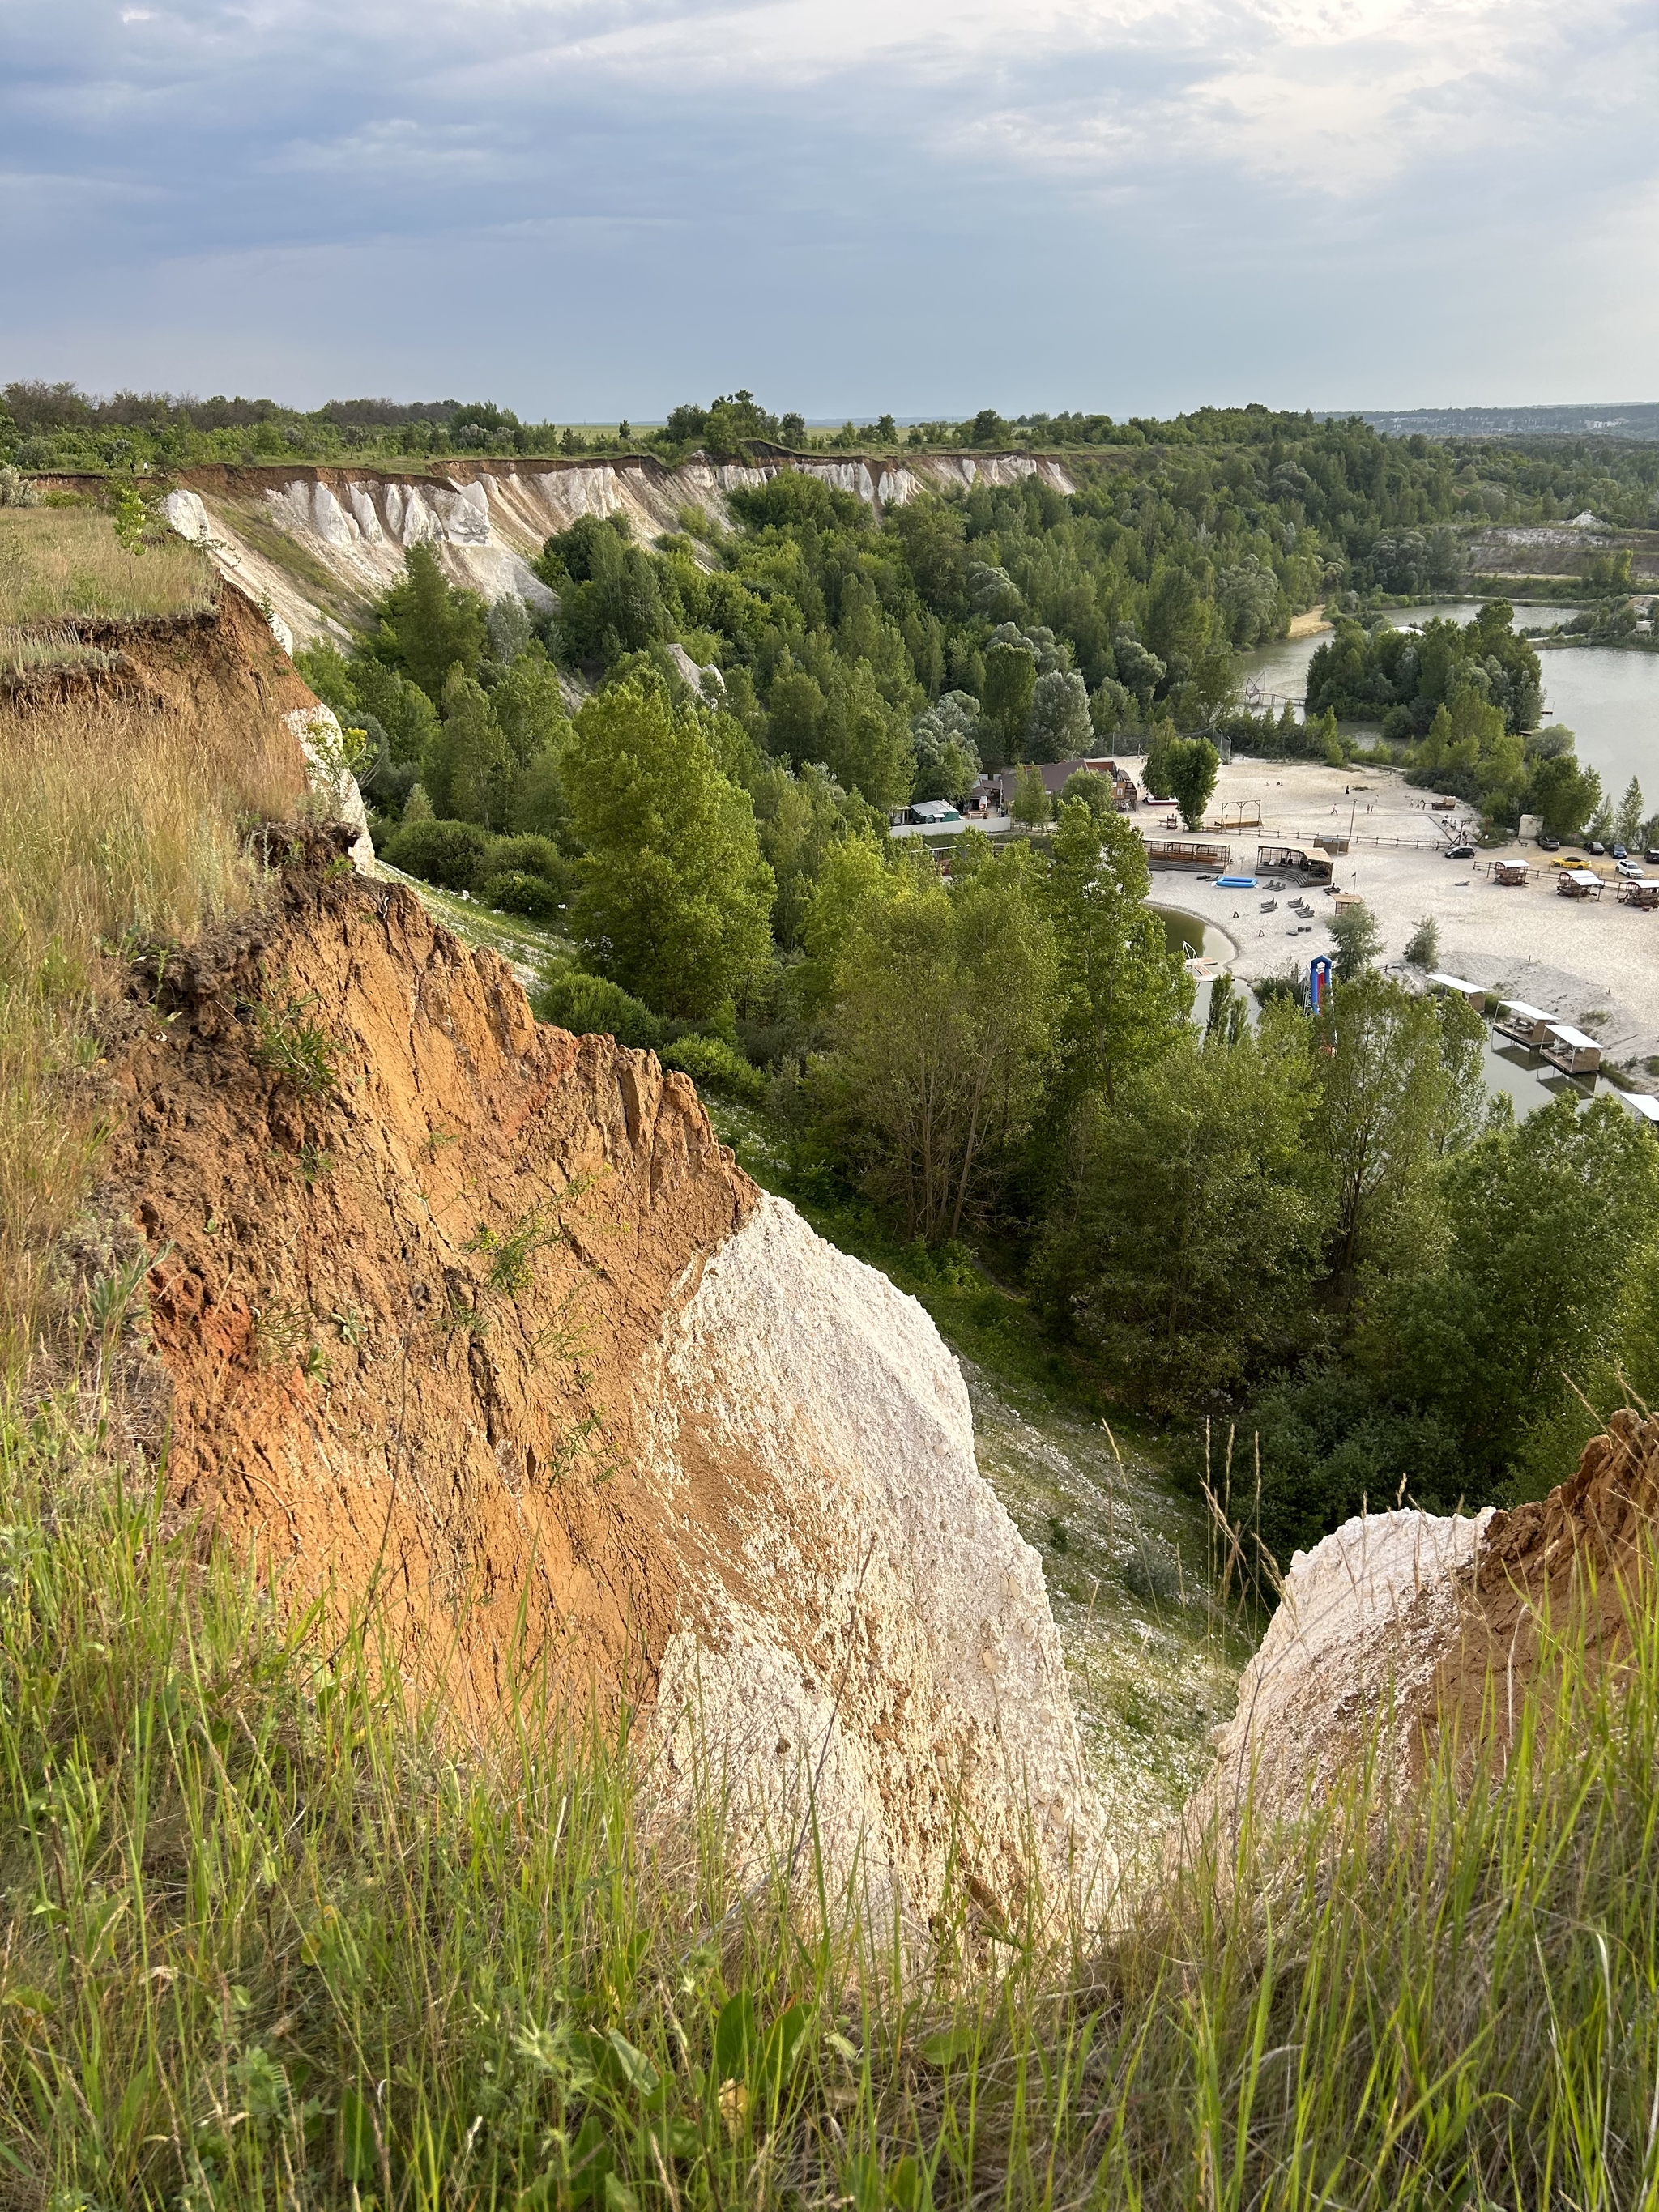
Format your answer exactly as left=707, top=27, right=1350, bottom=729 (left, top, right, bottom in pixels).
left=103, top=837, right=1109, bottom=1931
left=162, top=450, right=1078, bottom=649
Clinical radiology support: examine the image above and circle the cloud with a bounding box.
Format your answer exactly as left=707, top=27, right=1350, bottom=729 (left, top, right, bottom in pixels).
left=2, top=0, right=1655, bottom=410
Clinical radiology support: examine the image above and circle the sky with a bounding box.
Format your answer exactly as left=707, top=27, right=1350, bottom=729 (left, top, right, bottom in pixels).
left=4, top=0, right=1657, bottom=421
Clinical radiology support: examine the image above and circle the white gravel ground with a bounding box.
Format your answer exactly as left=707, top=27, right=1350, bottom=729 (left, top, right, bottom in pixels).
left=1121, top=753, right=1659, bottom=1085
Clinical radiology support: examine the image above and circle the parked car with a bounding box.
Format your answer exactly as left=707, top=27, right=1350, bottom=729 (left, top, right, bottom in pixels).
left=1538, top=834, right=1562, bottom=850
left=1552, top=853, right=1585, bottom=868
left=1612, top=843, right=1629, bottom=860
left=1618, top=859, right=1644, bottom=879
left=1586, top=840, right=1607, bottom=856
left=1647, top=848, right=1659, bottom=866
left=1446, top=844, right=1476, bottom=860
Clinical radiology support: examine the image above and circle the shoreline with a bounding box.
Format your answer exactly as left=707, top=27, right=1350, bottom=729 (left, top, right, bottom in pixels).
left=1119, top=753, right=1659, bottom=1089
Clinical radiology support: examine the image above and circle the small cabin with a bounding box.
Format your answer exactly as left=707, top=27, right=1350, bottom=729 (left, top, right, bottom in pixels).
left=1315, top=833, right=1350, bottom=856
left=1627, top=1093, right=1659, bottom=1129
left=1556, top=869, right=1603, bottom=901
left=1544, top=1023, right=1602, bottom=1076
left=1427, top=972, right=1486, bottom=1013
left=1619, top=879, right=1659, bottom=910
left=1257, top=843, right=1333, bottom=884
left=896, top=799, right=962, bottom=828
left=1493, top=860, right=1529, bottom=887
left=1495, top=998, right=1555, bottom=1048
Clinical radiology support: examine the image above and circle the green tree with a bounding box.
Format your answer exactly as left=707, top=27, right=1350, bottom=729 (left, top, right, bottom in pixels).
left=374, top=543, right=488, bottom=700
left=1009, top=765, right=1051, bottom=828
left=1403, top=914, right=1439, bottom=969
left=817, top=845, right=1057, bottom=1239
left=112, top=486, right=148, bottom=566
left=1057, top=769, right=1115, bottom=822
left=562, top=680, right=775, bottom=1020
left=818, top=663, right=915, bottom=811
left=1329, top=900, right=1383, bottom=981
left=1529, top=752, right=1602, bottom=841
left=751, top=762, right=881, bottom=949
left=1309, top=972, right=1486, bottom=1302
left=1369, top=1097, right=1659, bottom=1490
left=981, top=640, right=1036, bottom=761
left=1034, top=1009, right=1329, bottom=1414
left=1614, top=776, right=1645, bottom=849
left=490, top=641, right=568, bottom=765
left=1143, top=731, right=1219, bottom=831
left=766, top=668, right=828, bottom=766
left=1026, top=670, right=1092, bottom=763
left=421, top=667, right=510, bottom=825
left=1046, top=799, right=1192, bottom=1110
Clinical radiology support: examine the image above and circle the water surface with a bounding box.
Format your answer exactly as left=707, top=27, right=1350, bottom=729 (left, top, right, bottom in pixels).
left=1237, top=603, right=1659, bottom=802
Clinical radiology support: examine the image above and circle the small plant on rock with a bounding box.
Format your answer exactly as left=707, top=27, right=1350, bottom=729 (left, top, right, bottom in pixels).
left=252, top=982, right=343, bottom=1098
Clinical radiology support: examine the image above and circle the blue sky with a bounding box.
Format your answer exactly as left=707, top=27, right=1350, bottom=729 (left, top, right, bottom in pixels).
left=5, top=0, right=1657, bottom=420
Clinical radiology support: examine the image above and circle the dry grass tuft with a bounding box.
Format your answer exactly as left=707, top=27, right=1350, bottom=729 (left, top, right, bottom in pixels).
left=0, top=686, right=303, bottom=1369
left=0, top=502, right=216, bottom=625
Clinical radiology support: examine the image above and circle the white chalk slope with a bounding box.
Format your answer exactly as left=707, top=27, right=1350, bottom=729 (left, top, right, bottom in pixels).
left=637, top=1192, right=1113, bottom=1932
left=164, top=451, right=1076, bottom=650
left=1196, top=1503, right=1495, bottom=1839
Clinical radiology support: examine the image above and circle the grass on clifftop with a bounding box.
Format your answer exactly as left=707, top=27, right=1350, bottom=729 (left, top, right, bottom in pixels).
left=0, top=504, right=216, bottom=628
left=7, top=1357, right=1659, bottom=2209
left=0, top=687, right=301, bottom=1367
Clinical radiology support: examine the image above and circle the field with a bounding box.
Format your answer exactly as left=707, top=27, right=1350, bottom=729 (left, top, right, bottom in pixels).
left=0, top=500, right=216, bottom=628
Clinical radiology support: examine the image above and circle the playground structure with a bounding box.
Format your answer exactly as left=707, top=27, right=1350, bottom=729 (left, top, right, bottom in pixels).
left=1216, top=799, right=1263, bottom=832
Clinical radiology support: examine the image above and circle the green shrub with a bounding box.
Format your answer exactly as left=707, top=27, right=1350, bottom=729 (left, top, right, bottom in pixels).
left=661, top=1033, right=767, bottom=1103
left=382, top=816, right=493, bottom=889
left=484, top=833, right=565, bottom=884
left=480, top=869, right=563, bottom=920
left=532, top=967, right=664, bottom=1048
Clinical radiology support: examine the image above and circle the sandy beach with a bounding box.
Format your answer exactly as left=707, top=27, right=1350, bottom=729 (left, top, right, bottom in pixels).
left=1120, top=753, right=1659, bottom=1088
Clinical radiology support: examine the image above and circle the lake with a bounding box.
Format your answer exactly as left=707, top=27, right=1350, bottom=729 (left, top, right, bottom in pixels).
left=1237, top=602, right=1659, bottom=804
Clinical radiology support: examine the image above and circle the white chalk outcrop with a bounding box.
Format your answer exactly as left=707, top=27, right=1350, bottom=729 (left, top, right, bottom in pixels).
left=284, top=704, right=375, bottom=872
left=1191, top=1504, right=1495, bottom=1843
left=636, top=1192, right=1112, bottom=1934
left=156, top=452, right=1077, bottom=649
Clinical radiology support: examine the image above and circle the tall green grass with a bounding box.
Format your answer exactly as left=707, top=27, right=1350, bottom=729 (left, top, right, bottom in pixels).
left=0, top=505, right=215, bottom=627
left=6, top=1351, right=1659, bottom=2210
left=0, top=687, right=301, bottom=1366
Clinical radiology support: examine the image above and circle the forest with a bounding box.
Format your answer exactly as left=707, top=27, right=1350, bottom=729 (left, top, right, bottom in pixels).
left=292, top=443, right=1659, bottom=1570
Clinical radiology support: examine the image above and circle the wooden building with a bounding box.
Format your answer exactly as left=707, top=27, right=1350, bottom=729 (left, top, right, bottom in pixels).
left=1427, top=972, right=1487, bottom=1013
left=1495, top=998, right=1555, bottom=1047
left=1544, top=1024, right=1602, bottom=1076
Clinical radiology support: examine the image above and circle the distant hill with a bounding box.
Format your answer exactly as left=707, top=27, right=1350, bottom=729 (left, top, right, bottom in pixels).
left=1351, top=402, right=1659, bottom=443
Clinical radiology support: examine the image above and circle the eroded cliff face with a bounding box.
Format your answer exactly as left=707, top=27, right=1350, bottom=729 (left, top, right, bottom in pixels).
left=162, top=450, right=1079, bottom=649
left=104, top=837, right=1107, bottom=1928
left=1190, top=1409, right=1659, bottom=1846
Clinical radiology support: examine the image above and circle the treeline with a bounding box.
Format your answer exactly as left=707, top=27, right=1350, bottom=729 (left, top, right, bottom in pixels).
left=6, top=378, right=1659, bottom=548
